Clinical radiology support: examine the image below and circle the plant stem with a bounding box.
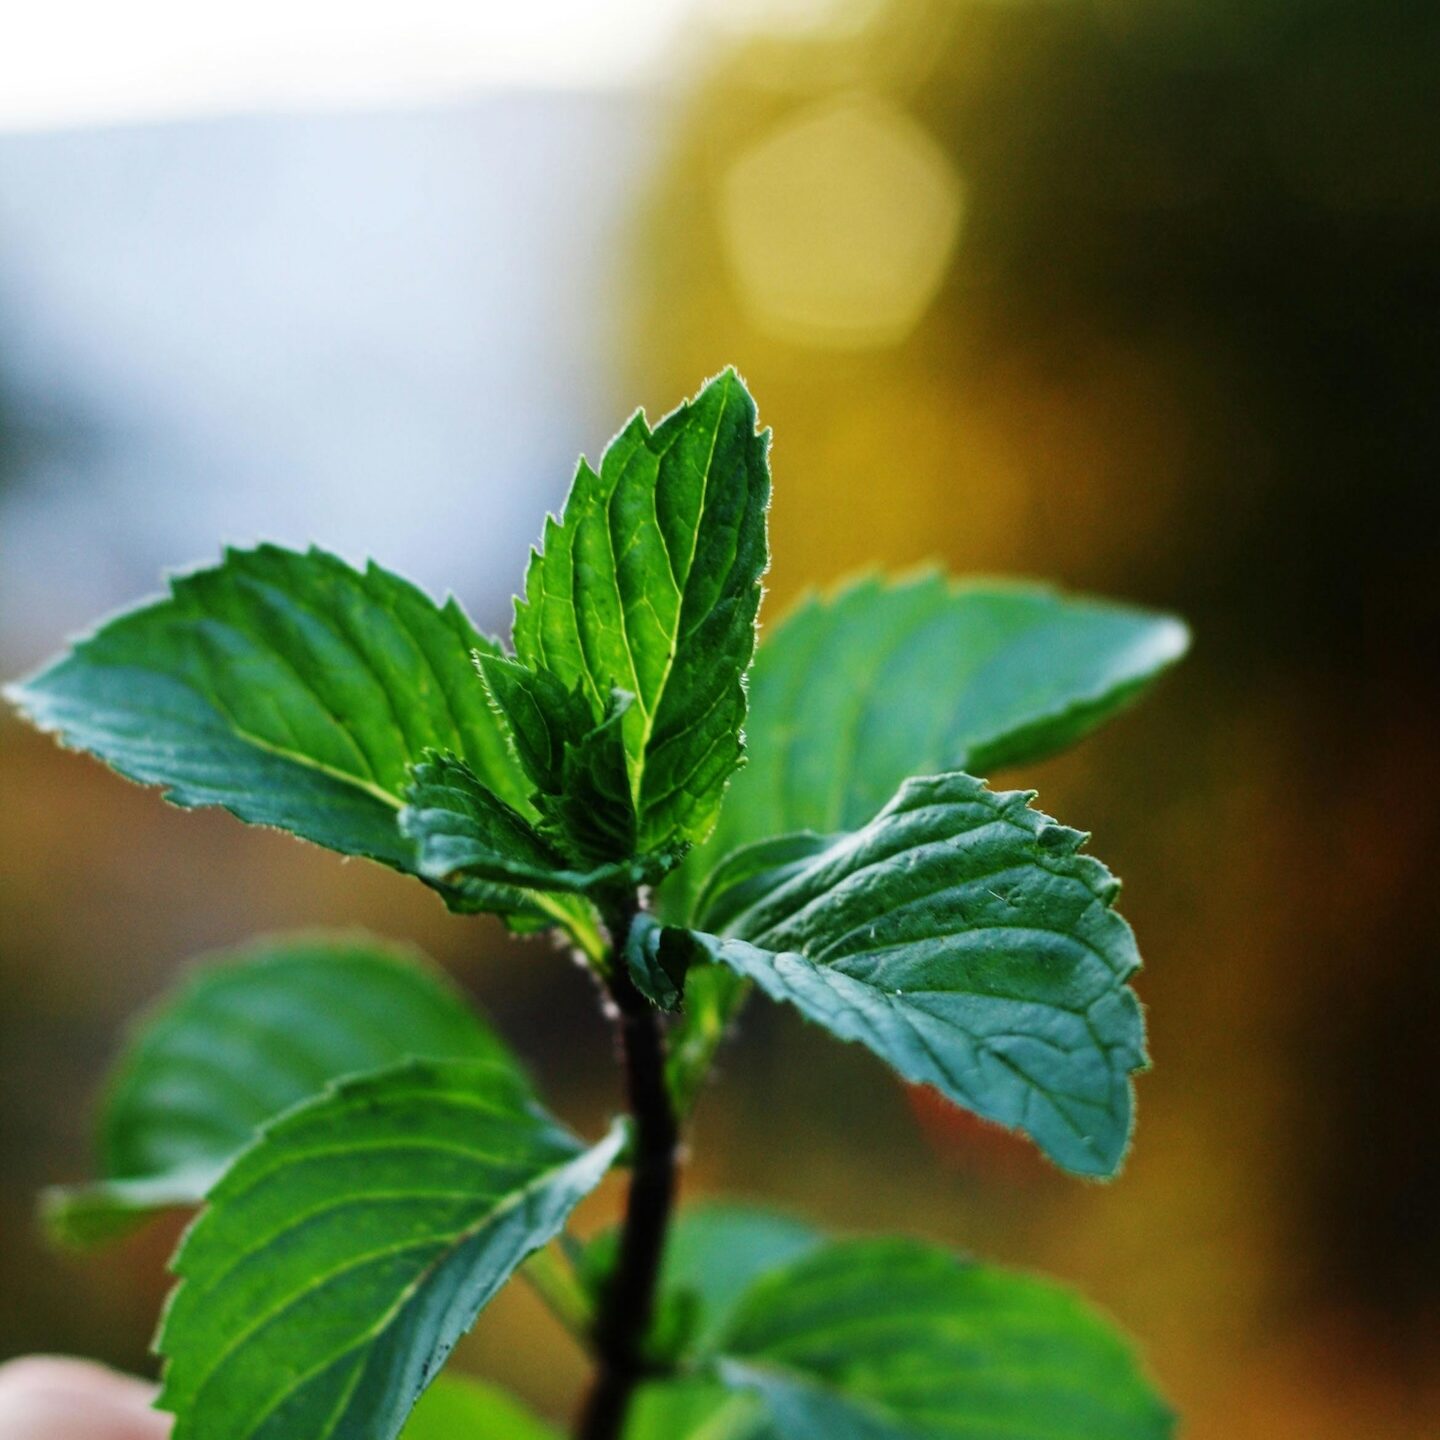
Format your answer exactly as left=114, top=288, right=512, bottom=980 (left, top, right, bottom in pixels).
left=577, top=895, right=680, bottom=1440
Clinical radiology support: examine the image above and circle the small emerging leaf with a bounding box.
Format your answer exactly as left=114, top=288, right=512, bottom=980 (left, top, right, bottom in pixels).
left=511, top=368, right=771, bottom=859
left=401, top=751, right=633, bottom=894
left=45, top=936, right=512, bottom=1247
left=712, top=1237, right=1174, bottom=1439
left=670, top=773, right=1148, bottom=1176
left=157, top=1059, right=625, bottom=1440
left=477, top=656, right=642, bottom=868
left=622, top=914, right=689, bottom=1012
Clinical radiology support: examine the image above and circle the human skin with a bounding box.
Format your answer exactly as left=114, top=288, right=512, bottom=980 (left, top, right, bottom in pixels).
left=0, top=1357, right=170, bottom=1439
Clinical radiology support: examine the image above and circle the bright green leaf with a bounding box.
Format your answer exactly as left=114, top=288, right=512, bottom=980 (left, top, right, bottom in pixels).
left=669, top=773, right=1148, bottom=1176
left=400, top=1374, right=560, bottom=1440
left=2, top=544, right=588, bottom=931
left=156, top=1058, right=625, bottom=1440
left=44, top=936, right=513, bottom=1247
left=511, top=368, right=771, bottom=857
left=712, top=1237, right=1173, bottom=1440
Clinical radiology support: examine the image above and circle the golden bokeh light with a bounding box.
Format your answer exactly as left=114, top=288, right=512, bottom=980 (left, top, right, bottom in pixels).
left=719, top=94, right=964, bottom=348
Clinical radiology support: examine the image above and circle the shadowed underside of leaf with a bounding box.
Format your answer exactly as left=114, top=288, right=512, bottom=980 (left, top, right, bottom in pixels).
left=674, top=772, right=1148, bottom=1176
left=44, top=936, right=513, bottom=1247
left=157, top=1059, right=624, bottom=1440
left=713, top=1238, right=1174, bottom=1440
left=510, top=368, right=771, bottom=857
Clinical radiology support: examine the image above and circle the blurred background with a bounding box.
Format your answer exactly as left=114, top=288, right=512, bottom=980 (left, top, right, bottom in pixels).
left=2, top=1, right=1437, bottom=1435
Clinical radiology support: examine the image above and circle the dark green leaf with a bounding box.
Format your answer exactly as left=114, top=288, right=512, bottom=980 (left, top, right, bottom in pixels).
left=511, top=369, right=770, bottom=857
left=401, top=752, right=630, bottom=894
left=475, top=653, right=590, bottom=798
left=44, top=936, right=513, bottom=1247
left=672, top=773, right=1148, bottom=1176
left=475, top=655, right=642, bottom=867
left=663, top=835, right=836, bottom=1107
left=547, top=690, right=643, bottom=867
left=156, top=1058, right=625, bottom=1440
left=712, top=1237, right=1173, bottom=1440
left=3, top=544, right=588, bottom=931
left=622, top=914, right=688, bottom=1012
left=400, top=1374, right=559, bottom=1440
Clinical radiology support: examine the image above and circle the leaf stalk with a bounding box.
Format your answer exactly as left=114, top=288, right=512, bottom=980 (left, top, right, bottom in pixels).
left=577, top=892, right=680, bottom=1440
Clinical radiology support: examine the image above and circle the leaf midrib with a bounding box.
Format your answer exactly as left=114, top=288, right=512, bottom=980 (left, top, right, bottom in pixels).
left=611, top=377, right=734, bottom=814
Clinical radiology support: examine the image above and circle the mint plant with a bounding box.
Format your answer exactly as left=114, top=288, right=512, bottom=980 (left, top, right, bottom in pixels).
left=6, top=370, right=1189, bottom=1440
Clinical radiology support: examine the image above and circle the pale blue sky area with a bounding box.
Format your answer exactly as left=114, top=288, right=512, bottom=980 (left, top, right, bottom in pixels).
left=0, top=94, right=663, bottom=667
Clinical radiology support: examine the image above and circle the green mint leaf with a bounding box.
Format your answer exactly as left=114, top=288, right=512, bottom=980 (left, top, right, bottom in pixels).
left=400, top=1374, right=559, bottom=1440
left=401, top=751, right=633, bottom=895
left=475, top=653, right=594, bottom=799
left=668, top=573, right=1187, bottom=915
left=550, top=690, right=643, bottom=866
left=44, top=936, right=513, bottom=1248
left=622, top=914, right=690, bottom=1012
left=4, top=545, right=565, bottom=922
left=655, top=1206, right=824, bottom=1350
left=511, top=369, right=771, bottom=858
left=475, top=655, right=641, bottom=865
left=671, top=773, right=1148, bottom=1177
left=156, top=1058, right=625, bottom=1440
left=711, top=1237, right=1173, bottom=1440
